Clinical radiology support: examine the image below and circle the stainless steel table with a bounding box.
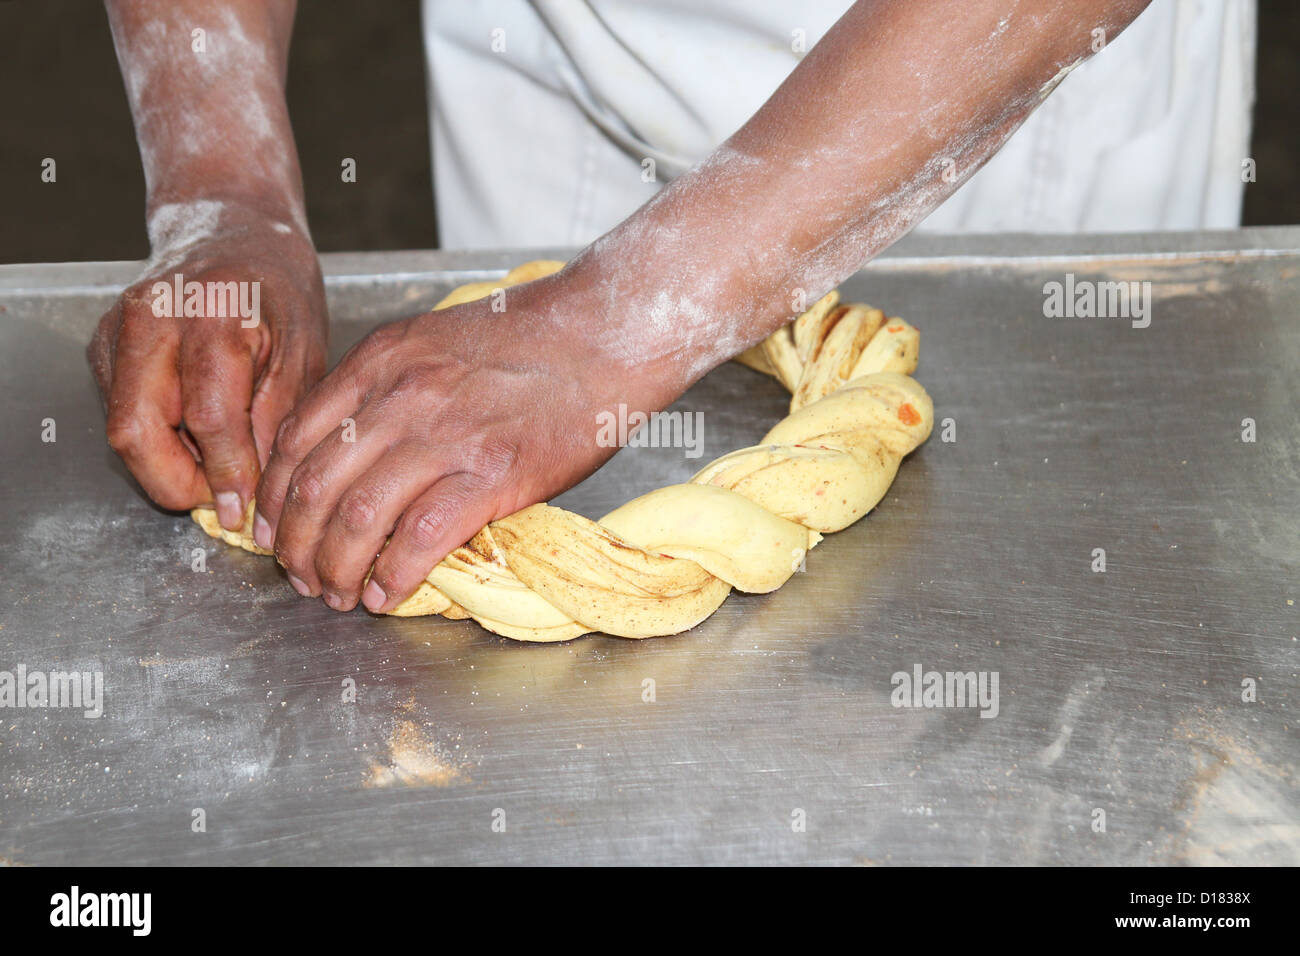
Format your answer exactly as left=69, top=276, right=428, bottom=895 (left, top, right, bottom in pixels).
left=1, top=230, right=1296, bottom=865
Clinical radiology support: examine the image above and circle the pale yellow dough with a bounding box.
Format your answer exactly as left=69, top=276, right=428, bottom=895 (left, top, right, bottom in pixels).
left=192, top=260, right=933, bottom=640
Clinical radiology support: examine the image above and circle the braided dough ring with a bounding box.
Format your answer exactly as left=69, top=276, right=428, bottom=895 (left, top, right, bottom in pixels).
left=193, top=261, right=933, bottom=640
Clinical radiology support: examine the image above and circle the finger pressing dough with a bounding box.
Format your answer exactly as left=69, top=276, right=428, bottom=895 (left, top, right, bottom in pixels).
left=192, top=260, right=933, bottom=640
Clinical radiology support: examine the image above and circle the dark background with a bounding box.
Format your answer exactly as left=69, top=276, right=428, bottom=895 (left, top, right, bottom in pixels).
left=0, top=0, right=1295, bottom=265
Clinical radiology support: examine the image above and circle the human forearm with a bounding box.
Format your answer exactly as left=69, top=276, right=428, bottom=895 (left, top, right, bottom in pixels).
left=106, top=0, right=307, bottom=235
left=569, top=0, right=1152, bottom=392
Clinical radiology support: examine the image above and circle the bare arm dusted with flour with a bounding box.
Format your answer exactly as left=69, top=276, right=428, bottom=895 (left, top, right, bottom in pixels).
left=253, top=0, right=1151, bottom=614
left=89, top=0, right=326, bottom=531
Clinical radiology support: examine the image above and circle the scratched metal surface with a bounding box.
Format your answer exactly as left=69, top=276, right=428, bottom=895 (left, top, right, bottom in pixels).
left=0, top=230, right=1296, bottom=866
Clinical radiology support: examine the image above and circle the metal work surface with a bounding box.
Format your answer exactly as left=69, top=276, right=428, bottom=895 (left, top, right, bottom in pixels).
left=1, top=230, right=1296, bottom=865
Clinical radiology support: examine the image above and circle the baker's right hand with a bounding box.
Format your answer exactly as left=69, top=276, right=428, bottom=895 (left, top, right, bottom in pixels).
left=88, top=201, right=328, bottom=530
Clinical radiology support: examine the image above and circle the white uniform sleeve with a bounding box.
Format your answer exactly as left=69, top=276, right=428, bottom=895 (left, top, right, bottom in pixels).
left=422, top=0, right=1256, bottom=248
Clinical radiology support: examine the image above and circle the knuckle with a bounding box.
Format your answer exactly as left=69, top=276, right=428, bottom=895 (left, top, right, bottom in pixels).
left=368, top=321, right=407, bottom=347
left=273, top=414, right=306, bottom=456
left=402, top=505, right=448, bottom=553
left=122, top=278, right=162, bottom=307
left=336, top=486, right=384, bottom=534
left=465, top=437, right=519, bottom=485
left=120, top=294, right=169, bottom=329
left=104, top=411, right=144, bottom=455
left=287, top=466, right=327, bottom=510
left=117, top=287, right=151, bottom=314
left=183, top=397, right=231, bottom=437
left=389, top=363, right=442, bottom=399
left=343, top=322, right=403, bottom=367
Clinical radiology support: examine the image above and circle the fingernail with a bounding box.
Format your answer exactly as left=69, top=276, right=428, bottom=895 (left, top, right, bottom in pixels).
left=216, top=492, right=243, bottom=531
left=323, top=592, right=346, bottom=611
left=253, top=512, right=272, bottom=550
left=287, top=573, right=312, bottom=597
left=361, top=580, right=387, bottom=612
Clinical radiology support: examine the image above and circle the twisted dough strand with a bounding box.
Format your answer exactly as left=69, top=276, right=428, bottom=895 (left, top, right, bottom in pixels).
left=193, top=261, right=933, bottom=640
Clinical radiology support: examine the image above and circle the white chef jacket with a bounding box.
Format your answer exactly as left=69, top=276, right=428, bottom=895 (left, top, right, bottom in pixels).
left=421, top=0, right=1255, bottom=249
